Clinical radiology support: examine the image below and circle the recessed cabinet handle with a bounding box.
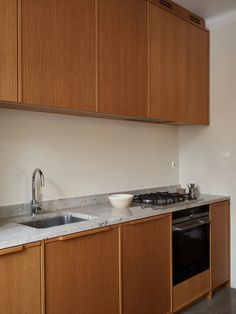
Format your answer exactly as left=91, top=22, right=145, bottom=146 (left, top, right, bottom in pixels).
left=0, top=245, right=24, bottom=256
left=57, top=227, right=111, bottom=241
left=129, top=219, right=150, bottom=225
left=128, top=215, right=169, bottom=225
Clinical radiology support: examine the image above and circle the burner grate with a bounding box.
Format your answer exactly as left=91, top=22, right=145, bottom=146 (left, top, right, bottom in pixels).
left=133, top=191, right=191, bottom=206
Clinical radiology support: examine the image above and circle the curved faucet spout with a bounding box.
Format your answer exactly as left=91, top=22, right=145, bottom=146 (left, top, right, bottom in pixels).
left=31, top=168, right=45, bottom=216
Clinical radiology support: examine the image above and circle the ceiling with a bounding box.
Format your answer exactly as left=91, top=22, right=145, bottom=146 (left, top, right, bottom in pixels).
left=173, top=0, right=236, bottom=20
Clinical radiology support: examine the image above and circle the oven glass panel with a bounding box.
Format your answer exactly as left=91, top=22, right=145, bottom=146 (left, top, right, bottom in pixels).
left=173, top=223, right=209, bottom=286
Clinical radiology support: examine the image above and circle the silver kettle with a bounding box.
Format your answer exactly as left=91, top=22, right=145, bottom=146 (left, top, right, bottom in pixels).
left=188, top=183, right=198, bottom=200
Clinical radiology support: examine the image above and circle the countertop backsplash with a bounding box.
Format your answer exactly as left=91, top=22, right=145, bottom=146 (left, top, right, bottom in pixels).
left=0, top=185, right=180, bottom=218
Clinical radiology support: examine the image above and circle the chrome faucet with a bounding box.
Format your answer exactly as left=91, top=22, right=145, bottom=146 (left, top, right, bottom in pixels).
left=31, top=168, right=45, bottom=216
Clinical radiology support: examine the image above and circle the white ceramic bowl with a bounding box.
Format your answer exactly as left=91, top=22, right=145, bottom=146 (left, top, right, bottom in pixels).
left=108, top=194, right=134, bottom=209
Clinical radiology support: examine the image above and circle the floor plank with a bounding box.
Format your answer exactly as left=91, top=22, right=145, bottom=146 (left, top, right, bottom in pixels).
left=182, top=288, right=236, bottom=314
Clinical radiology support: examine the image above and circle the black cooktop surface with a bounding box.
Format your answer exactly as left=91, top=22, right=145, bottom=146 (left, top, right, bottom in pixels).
left=132, top=191, right=192, bottom=206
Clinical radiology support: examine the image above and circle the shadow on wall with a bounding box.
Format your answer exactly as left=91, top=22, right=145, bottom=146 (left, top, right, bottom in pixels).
left=43, top=178, right=66, bottom=200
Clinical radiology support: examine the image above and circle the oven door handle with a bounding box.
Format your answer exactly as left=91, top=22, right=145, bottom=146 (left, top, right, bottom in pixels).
left=173, top=218, right=209, bottom=232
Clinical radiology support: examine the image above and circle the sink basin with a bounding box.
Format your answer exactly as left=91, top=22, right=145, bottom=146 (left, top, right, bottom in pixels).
left=20, top=215, right=88, bottom=229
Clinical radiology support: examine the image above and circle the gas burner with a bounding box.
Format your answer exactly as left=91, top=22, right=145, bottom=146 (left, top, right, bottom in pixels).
left=132, top=191, right=191, bottom=207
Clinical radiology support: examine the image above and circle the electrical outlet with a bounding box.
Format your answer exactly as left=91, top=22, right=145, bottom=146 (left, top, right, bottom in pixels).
left=222, top=151, right=231, bottom=159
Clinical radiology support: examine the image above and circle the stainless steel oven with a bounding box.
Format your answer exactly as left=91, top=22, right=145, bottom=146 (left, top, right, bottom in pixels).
left=172, top=206, right=210, bottom=286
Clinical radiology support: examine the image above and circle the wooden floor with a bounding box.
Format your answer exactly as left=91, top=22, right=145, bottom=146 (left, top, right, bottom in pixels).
left=182, top=288, right=236, bottom=314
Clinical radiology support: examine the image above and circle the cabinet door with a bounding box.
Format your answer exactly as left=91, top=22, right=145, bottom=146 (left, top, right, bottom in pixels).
left=22, top=0, right=95, bottom=111
left=0, top=0, right=17, bottom=102
left=122, top=215, right=172, bottom=314
left=149, top=4, right=188, bottom=122
left=188, top=25, right=209, bottom=125
left=98, top=0, right=147, bottom=117
left=211, top=201, right=230, bottom=290
left=45, top=228, right=120, bottom=314
left=0, top=244, right=41, bottom=314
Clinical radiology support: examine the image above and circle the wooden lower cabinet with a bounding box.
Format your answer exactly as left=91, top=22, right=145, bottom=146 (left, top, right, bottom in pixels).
left=121, top=214, right=172, bottom=314
left=45, top=227, right=120, bottom=314
left=173, top=270, right=210, bottom=312
left=210, top=201, right=230, bottom=290
left=0, top=202, right=230, bottom=314
left=45, top=215, right=172, bottom=314
left=0, top=243, right=41, bottom=314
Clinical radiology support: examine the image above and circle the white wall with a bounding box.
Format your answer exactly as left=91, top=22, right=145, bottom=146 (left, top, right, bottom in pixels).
left=0, top=109, right=179, bottom=206
left=179, top=22, right=236, bottom=288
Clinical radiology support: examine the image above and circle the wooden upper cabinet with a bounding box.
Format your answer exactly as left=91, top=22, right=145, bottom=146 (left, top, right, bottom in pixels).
left=98, top=0, right=148, bottom=117
left=149, top=3, right=188, bottom=122
left=211, top=201, right=230, bottom=290
left=21, top=0, right=96, bottom=111
left=45, top=228, right=120, bottom=314
left=0, top=0, right=209, bottom=124
left=188, top=24, right=209, bottom=125
left=0, top=244, right=41, bottom=314
left=0, top=0, right=17, bottom=102
left=122, top=215, right=172, bottom=314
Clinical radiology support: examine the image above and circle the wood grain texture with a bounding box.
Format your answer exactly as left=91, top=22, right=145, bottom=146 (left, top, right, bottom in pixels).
left=188, top=24, right=209, bottom=125
left=98, top=0, right=148, bottom=117
left=45, top=226, right=111, bottom=243
left=21, top=0, right=96, bottom=111
left=17, top=0, right=22, bottom=102
left=149, top=4, right=188, bottom=122
left=173, top=270, right=210, bottom=312
left=0, top=244, right=41, bottom=314
left=0, top=0, right=17, bottom=102
left=0, top=245, right=23, bottom=255
left=45, top=227, right=120, bottom=314
left=122, top=214, right=172, bottom=314
left=210, top=201, right=230, bottom=291
left=41, top=241, right=46, bottom=314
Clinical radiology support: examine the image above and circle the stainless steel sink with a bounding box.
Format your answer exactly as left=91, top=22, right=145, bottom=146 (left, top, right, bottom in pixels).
left=19, top=215, right=88, bottom=229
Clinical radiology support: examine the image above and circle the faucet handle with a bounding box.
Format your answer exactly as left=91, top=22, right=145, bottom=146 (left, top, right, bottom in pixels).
left=31, top=200, right=43, bottom=216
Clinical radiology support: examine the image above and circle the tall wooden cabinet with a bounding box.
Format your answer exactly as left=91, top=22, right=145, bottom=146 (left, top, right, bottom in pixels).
left=149, top=3, right=188, bottom=122
left=98, top=0, right=148, bottom=117
left=149, top=1, right=209, bottom=125
left=21, top=0, right=96, bottom=111
left=188, top=24, right=209, bottom=125
left=0, top=243, right=41, bottom=314
left=210, top=201, right=230, bottom=290
left=121, top=215, right=172, bottom=314
left=45, top=228, right=120, bottom=314
left=0, top=0, right=18, bottom=102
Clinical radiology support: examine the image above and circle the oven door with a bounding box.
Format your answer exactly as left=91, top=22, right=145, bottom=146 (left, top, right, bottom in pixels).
left=172, top=217, right=210, bottom=286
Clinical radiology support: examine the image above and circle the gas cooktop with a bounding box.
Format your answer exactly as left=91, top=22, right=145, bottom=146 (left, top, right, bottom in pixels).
left=132, top=191, right=201, bottom=209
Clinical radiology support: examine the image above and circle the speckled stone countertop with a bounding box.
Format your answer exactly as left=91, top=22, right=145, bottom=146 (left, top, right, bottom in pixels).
left=0, top=192, right=230, bottom=250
